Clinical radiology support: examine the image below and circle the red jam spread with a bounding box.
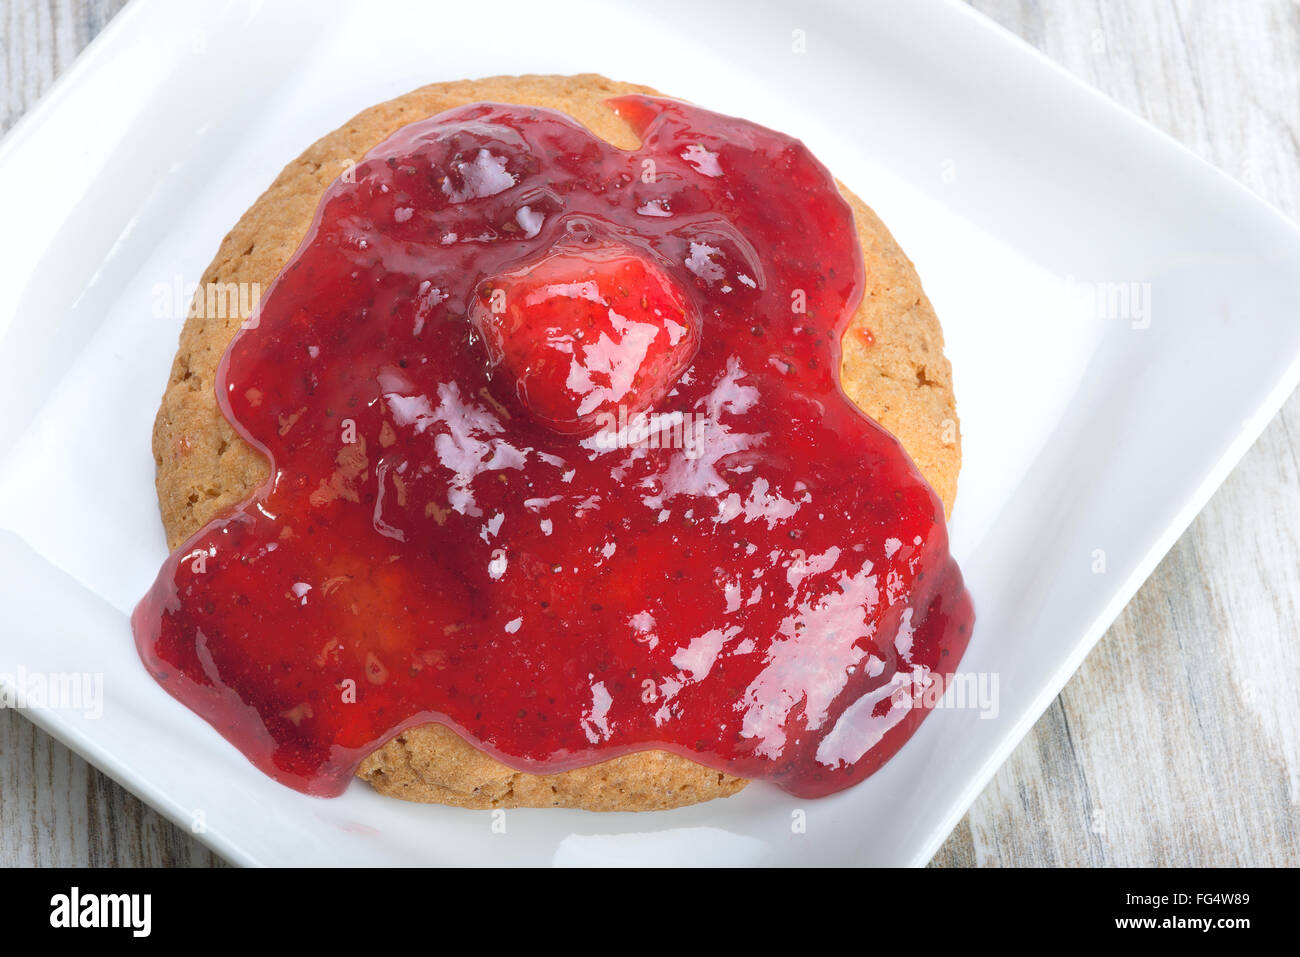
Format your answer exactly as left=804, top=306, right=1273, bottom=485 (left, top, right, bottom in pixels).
left=133, top=97, right=974, bottom=798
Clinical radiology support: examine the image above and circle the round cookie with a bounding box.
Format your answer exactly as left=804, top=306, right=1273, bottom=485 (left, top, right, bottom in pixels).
left=151, top=74, right=961, bottom=811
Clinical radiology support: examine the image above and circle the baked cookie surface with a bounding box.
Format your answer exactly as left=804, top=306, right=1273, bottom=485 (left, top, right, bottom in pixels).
left=152, top=73, right=960, bottom=811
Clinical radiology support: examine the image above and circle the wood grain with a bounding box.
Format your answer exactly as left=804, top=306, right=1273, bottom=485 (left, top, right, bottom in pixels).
left=1, top=0, right=1296, bottom=866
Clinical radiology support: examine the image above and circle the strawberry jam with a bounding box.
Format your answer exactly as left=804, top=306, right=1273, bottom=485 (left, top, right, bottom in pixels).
left=133, top=97, right=974, bottom=798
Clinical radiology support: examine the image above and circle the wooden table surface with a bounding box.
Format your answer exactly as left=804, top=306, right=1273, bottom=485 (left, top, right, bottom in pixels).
left=2, top=0, right=1297, bottom=867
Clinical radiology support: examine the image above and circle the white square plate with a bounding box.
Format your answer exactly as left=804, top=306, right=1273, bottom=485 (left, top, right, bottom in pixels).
left=2, top=0, right=1299, bottom=866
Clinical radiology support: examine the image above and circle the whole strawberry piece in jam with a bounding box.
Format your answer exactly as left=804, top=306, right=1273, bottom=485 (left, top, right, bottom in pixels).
left=469, top=235, right=699, bottom=435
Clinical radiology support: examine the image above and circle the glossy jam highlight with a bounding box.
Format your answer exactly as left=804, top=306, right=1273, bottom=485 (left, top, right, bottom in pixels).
left=133, top=97, right=974, bottom=797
